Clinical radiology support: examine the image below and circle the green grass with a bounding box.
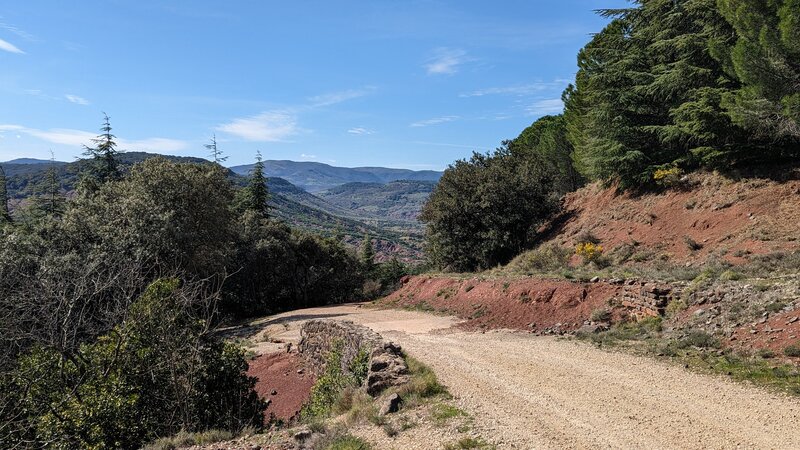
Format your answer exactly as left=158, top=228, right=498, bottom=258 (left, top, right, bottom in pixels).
left=444, top=437, right=495, bottom=449
left=325, top=434, right=372, bottom=450
left=143, top=429, right=241, bottom=450
left=430, top=403, right=467, bottom=426
left=396, top=355, right=449, bottom=402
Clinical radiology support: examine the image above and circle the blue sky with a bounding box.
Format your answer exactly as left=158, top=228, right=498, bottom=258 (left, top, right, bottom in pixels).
left=0, top=0, right=627, bottom=169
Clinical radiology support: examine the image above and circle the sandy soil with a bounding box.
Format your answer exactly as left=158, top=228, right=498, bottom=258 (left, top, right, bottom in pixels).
left=247, top=303, right=800, bottom=449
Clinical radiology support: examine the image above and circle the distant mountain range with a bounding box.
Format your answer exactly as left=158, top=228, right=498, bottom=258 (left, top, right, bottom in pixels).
left=2, top=158, right=61, bottom=165
left=229, top=160, right=442, bottom=192
left=1, top=153, right=438, bottom=262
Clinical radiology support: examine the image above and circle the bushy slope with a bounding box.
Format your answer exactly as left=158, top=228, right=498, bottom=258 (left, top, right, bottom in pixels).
left=537, top=170, right=800, bottom=266
left=317, top=180, right=435, bottom=221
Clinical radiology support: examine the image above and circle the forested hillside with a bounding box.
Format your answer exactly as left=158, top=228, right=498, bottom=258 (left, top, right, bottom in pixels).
left=0, top=121, right=417, bottom=448
left=422, top=0, right=800, bottom=272
left=1, top=153, right=427, bottom=261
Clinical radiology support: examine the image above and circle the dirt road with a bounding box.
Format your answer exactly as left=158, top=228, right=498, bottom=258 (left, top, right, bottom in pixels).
left=248, top=304, right=800, bottom=449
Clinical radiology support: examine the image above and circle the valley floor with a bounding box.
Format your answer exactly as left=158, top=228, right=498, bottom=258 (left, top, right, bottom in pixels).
left=244, top=303, right=800, bottom=449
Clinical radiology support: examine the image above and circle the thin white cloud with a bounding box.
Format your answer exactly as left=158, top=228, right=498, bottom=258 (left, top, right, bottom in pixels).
left=0, top=20, right=36, bottom=41
left=0, top=38, right=24, bottom=54
left=460, top=80, right=570, bottom=98
left=347, top=127, right=374, bottom=135
left=308, top=87, right=374, bottom=107
left=216, top=111, right=299, bottom=142
left=424, top=48, right=468, bottom=75
left=217, top=87, right=370, bottom=142
left=410, top=115, right=459, bottom=128
left=299, top=153, right=317, bottom=160
left=65, top=94, right=89, bottom=105
left=526, top=98, right=564, bottom=116
left=0, top=124, right=188, bottom=151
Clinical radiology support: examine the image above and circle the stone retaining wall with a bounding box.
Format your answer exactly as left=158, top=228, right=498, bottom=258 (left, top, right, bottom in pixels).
left=613, top=279, right=679, bottom=318
left=298, top=319, right=409, bottom=396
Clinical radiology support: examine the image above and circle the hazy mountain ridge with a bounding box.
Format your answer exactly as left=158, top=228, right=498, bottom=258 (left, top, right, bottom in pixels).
left=1, top=152, right=429, bottom=261
left=230, top=159, right=442, bottom=192
left=318, top=180, right=436, bottom=221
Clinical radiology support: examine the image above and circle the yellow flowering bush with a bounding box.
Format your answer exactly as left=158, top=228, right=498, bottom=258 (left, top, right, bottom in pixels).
left=653, top=167, right=683, bottom=186
left=576, top=242, right=603, bottom=263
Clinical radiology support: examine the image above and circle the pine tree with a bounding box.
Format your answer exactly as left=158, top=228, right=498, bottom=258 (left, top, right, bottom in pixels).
left=360, top=233, right=375, bottom=272
left=563, top=0, right=778, bottom=187
left=716, top=0, right=800, bottom=141
left=244, top=151, right=270, bottom=218
left=83, top=112, right=121, bottom=183
left=0, top=165, right=10, bottom=224
left=32, top=153, right=66, bottom=218
left=205, top=134, right=227, bottom=164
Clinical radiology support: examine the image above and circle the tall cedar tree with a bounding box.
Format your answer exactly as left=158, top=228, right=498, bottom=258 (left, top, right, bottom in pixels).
left=716, top=0, right=800, bottom=141
left=243, top=151, right=270, bottom=218
left=205, top=134, right=227, bottom=164
left=0, top=165, right=10, bottom=223
left=564, top=0, right=795, bottom=187
left=360, top=233, right=375, bottom=272
left=83, top=113, right=121, bottom=183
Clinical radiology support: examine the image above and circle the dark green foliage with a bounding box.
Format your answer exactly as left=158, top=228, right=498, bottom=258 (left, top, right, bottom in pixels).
left=11, top=279, right=264, bottom=449
left=512, top=115, right=583, bottom=194
left=224, top=212, right=365, bottom=316
left=0, top=165, right=10, bottom=224
left=239, top=151, right=271, bottom=218
left=0, top=152, right=370, bottom=447
left=64, top=157, right=236, bottom=279
left=716, top=0, right=800, bottom=139
left=360, top=233, right=375, bottom=272
left=82, top=113, right=122, bottom=185
left=27, top=159, right=67, bottom=221
left=420, top=146, right=558, bottom=272
left=565, top=0, right=799, bottom=188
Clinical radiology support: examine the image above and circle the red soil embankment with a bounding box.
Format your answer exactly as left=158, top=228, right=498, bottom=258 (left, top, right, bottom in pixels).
left=730, top=310, right=800, bottom=355
left=547, top=174, right=800, bottom=265
left=247, top=352, right=315, bottom=424
left=382, top=275, right=622, bottom=333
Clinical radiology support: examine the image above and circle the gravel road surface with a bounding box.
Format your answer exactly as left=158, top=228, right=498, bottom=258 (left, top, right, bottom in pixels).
left=250, top=304, right=800, bottom=449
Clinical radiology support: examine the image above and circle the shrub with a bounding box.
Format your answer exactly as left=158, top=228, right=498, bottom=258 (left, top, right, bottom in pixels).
left=758, top=349, right=776, bottom=359
left=301, top=342, right=369, bottom=421
left=784, top=344, right=800, bottom=358
left=509, top=244, right=571, bottom=273
left=13, top=279, right=265, bottom=449
left=684, top=236, right=703, bottom=251
left=719, top=270, right=743, bottom=281
left=653, top=167, right=683, bottom=187
left=677, top=330, right=720, bottom=349
left=397, top=355, right=447, bottom=401
left=590, top=307, right=612, bottom=323
left=575, top=230, right=601, bottom=245
left=576, top=242, right=604, bottom=264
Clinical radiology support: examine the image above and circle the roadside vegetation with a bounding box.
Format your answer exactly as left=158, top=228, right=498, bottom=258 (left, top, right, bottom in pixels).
left=294, top=346, right=488, bottom=450
left=0, top=119, right=412, bottom=448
